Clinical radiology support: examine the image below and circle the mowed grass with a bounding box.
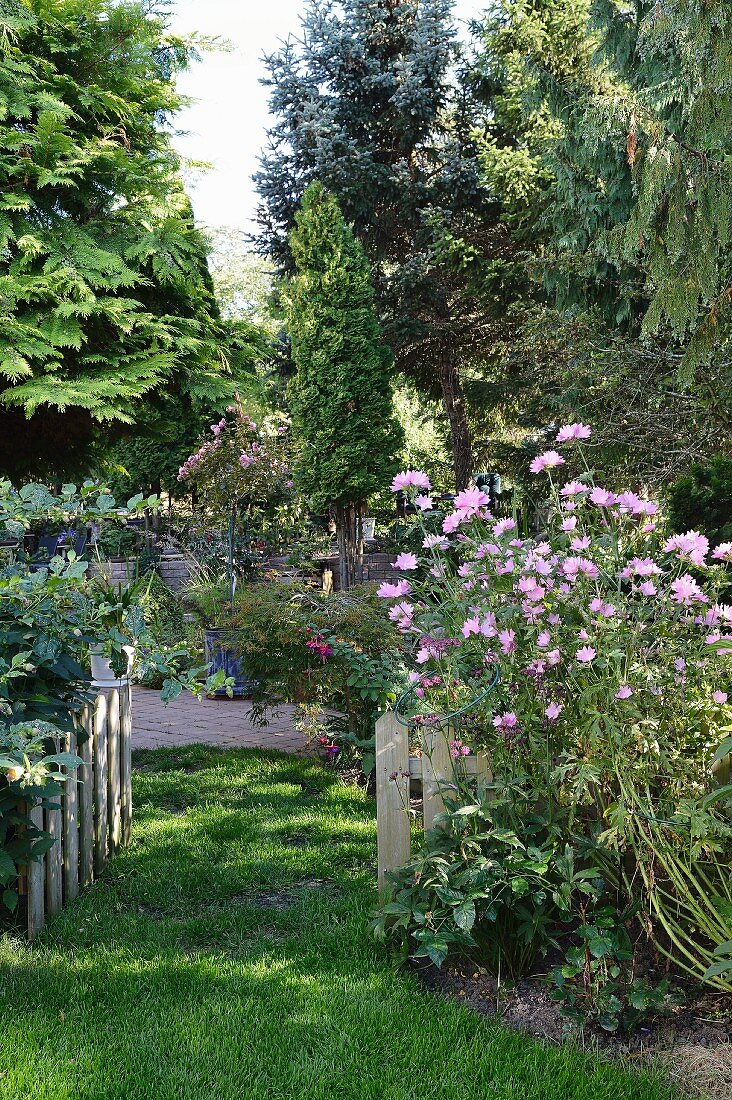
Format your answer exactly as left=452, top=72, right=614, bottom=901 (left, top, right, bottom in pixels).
left=0, top=747, right=678, bottom=1100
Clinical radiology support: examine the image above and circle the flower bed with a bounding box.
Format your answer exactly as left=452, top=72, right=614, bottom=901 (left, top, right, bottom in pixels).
left=374, top=426, right=732, bottom=1034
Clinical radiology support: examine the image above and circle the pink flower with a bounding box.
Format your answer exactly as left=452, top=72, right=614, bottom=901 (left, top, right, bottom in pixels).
left=713, top=691, right=728, bottom=705
left=560, top=481, right=588, bottom=498
left=498, top=629, right=516, bottom=655
left=493, top=711, right=518, bottom=729
left=461, top=616, right=481, bottom=638
left=712, top=542, right=732, bottom=562
left=576, top=646, right=596, bottom=663
left=616, top=685, right=633, bottom=699
left=674, top=658, right=686, bottom=671
left=493, top=518, right=516, bottom=537
left=423, top=534, right=449, bottom=550
left=393, top=552, right=419, bottom=571
left=589, top=487, right=617, bottom=507
left=555, top=423, right=591, bottom=443
left=670, top=575, right=708, bottom=606
left=570, top=535, right=591, bottom=552
left=639, top=580, right=657, bottom=596
left=442, top=511, right=466, bottom=534
left=377, top=580, right=411, bottom=598
left=621, top=556, right=661, bottom=579
left=545, top=649, right=562, bottom=666
left=561, top=517, right=578, bottom=532
left=414, top=494, right=433, bottom=511
left=454, top=487, right=490, bottom=515
left=663, top=530, right=709, bottom=567
left=562, top=556, right=599, bottom=581
left=530, top=450, right=565, bottom=474
left=388, top=602, right=414, bottom=630
left=537, top=631, right=551, bottom=648
left=545, top=701, right=563, bottom=721
left=390, top=470, right=432, bottom=493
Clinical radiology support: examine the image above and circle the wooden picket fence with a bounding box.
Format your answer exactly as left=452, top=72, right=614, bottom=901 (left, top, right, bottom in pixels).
left=18, top=683, right=133, bottom=939
left=375, top=711, right=490, bottom=896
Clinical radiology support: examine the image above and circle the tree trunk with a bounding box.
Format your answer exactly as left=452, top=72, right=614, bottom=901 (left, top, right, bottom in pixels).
left=439, top=349, right=473, bottom=491
left=335, top=501, right=364, bottom=590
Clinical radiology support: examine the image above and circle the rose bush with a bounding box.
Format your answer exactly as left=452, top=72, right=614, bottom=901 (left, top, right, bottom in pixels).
left=375, top=426, right=732, bottom=999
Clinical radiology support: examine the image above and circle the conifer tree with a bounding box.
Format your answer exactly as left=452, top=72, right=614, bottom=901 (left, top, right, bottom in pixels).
left=0, top=0, right=263, bottom=476
left=284, top=184, right=403, bottom=588
left=255, top=0, right=497, bottom=490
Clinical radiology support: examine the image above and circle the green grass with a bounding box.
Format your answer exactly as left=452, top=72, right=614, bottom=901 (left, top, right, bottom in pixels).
left=0, top=747, right=678, bottom=1100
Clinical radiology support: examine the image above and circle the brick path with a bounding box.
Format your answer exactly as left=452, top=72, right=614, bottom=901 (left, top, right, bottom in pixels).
left=132, top=686, right=308, bottom=753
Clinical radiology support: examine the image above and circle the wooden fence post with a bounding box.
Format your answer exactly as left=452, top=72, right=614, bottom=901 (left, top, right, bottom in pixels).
left=375, top=712, right=411, bottom=897
left=107, top=689, right=121, bottom=856
left=63, top=727, right=79, bottom=903
left=45, top=736, right=63, bottom=918
left=421, top=726, right=455, bottom=832
left=120, top=682, right=133, bottom=845
left=27, top=803, right=45, bottom=940
left=79, top=705, right=94, bottom=886
left=93, top=692, right=108, bottom=876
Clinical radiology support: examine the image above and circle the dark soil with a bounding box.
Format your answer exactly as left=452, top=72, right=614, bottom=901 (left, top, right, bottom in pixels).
left=417, top=958, right=732, bottom=1054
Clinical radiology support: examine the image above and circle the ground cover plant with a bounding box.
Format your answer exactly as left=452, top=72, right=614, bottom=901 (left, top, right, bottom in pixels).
left=374, top=425, right=732, bottom=1030
left=0, top=745, right=679, bottom=1100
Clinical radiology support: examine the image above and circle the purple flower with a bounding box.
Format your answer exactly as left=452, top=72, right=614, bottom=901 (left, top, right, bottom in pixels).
left=454, top=487, right=490, bottom=515
left=589, top=487, right=617, bottom=507
left=414, top=494, right=433, bottom=511
left=663, top=530, right=709, bottom=567
left=713, top=690, right=728, bottom=704
left=615, top=685, right=633, bottom=699
left=670, top=575, right=708, bottom=606
left=576, top=646, right=596, bottom=663
left=545, top=701, right=563, bottom=721
left=393, top=552, right=419, bottom=571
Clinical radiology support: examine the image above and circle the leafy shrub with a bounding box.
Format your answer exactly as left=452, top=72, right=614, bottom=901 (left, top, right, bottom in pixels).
left=226, top=582, right=407, bottom=772
left=374, top=428, right=732, bottom=1002
left=94, top=523, right=140, bottom=560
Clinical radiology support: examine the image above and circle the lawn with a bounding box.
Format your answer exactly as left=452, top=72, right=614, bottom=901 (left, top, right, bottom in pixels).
left=0, top=747, right=678, bottom=1100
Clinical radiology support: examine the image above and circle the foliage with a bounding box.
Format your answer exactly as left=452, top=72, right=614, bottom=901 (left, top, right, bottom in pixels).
left=0, top=0, right=264, bottom=477
left=551, top=904, right=678, bottom=1034
left=666, top=457, right=732, bottom=548
left=93, top=523, right=140, bottom=561
left=375, top=429, right=732, bottom=997
left=255, top=0, right=501, bottom=489
left=0, top=720, right=81, bottom=912
left=285, top=184, right=402, bottom=515
left=376, top=782, right=582, bottom=976
left=0, top=478, right=224, bottom=913
left=226, top=580, right=407, bottom=774
left=284, top=184, right=403, bottom=587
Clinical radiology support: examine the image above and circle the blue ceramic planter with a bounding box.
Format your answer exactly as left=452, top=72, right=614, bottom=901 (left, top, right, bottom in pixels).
left=204, top=628, right=257, bottom=697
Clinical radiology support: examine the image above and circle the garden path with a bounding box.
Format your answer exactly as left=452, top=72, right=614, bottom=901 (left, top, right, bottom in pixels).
left=132, top=686, right=307, bottom=753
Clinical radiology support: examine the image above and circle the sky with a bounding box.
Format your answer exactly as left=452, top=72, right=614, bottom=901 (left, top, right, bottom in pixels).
left=169, top=1, right=486, bottom=234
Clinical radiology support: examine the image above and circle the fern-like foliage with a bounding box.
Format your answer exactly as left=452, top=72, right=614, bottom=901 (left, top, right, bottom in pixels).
left=0, top=0, right=265, bottom=444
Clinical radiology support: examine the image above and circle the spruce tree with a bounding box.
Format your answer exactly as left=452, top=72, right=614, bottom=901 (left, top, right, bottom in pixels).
left=284, top=183, right=403, bottom=588
left=0, top=0, right=262, bottom=476
left=255, top=0, right=496, bottom=490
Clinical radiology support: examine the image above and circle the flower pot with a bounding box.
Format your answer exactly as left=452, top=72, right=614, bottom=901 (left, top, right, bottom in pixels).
left=90, top=644, right=135, bottom=687
left=204, top=628, right=257, bottom=698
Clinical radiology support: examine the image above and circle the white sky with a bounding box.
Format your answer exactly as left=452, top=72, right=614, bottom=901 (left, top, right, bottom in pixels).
left=170, top=1, right=486, bottom=233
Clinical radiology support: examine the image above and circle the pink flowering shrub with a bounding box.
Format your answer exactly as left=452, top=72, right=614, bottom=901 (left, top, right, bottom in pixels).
left=378, top=425, right=732, bottom=989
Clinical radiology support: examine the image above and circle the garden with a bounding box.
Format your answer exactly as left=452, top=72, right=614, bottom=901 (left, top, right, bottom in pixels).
left=0, top=1, right=730, bottom=1098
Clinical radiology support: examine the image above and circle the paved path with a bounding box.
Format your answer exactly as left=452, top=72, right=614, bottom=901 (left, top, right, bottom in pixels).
left=132, top=687, right=308, bottom=753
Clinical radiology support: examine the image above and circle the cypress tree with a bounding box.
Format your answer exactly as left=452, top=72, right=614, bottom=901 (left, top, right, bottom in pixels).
left=284, top=183, right=403, bottom=588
